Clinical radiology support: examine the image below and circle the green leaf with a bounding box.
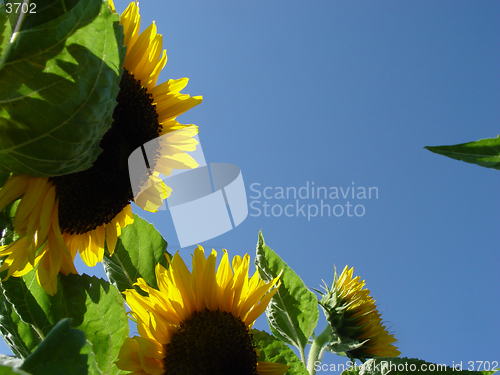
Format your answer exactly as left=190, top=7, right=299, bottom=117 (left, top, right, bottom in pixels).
left=0, top=4, right=11, bottom=60
left=102, top=214, right=170, bottom=296
left=80, top=340, right=104, bottom=375
left=0, top=199, right=19, bottom=246
left=340, top=357, right=499, bottom=375
left=55, top=274, right=127, bottom=375
left=254, top=231, right=319, bottom=360
left=0, top=369, right=30, bottom=375
left=425, top=135, right=500, bottom=171
left=20, top=319, right=88, bottom=375
left=1, top=272, right=128, bottom=375
left=4, top=1, right=81, bottom=32
left=251, top=329, right=308, bottom=375
left=0, top=293, right=41, bottom=358
left=0, top=268, right=54, bottom=337
left=0, top=0, right=125, bottom=176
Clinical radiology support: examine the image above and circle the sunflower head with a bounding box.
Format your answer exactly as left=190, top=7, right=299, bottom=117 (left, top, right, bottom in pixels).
left=318, top=265, right=400, bottom=361
left=0, top=1, right=201, bottom=295
left=116, top=246, right=289, bottom=375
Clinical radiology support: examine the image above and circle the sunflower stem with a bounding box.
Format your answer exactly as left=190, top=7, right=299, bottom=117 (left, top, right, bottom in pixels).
left=299, top=346, right=307, bottom=370
left=318, top=345, right=329, bottom=363
left=307, top=325, right=333, bottom=375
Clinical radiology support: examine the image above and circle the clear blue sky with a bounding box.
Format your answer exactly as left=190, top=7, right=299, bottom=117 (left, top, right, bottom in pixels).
left=3, top=1, right=499, bottom=371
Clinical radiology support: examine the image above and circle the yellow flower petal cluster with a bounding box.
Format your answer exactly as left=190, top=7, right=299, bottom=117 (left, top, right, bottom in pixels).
left=116, top=246, right=289, bottom=375
left=0, top=176, right=134, bottom=294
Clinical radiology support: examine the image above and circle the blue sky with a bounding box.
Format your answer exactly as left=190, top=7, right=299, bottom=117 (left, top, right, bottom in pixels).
left=120, top=0, right=500, bottom=368
left=3, top=0, right=500, bottom=371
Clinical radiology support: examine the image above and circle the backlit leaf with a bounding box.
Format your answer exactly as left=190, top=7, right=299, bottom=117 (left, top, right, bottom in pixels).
left=254, top=231, right=319, bottom=358
left=425, top=135, right=500, bottom=171
left=0, top=0, right=125, bottom=176
left=102, top=214, right=170, bottom=296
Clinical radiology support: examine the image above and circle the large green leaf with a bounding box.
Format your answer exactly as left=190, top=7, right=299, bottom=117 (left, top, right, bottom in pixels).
left=102, top=214, right=170, bottom=296
left=55, top=274, right=127, bottom=375
left=0, top=0, right=125, bottom=176
left=4, top=1, right=81, bottom=32
left=251, top=329, right=308, bottom=375
left=254, top=231, right=319, bottom=360
left=20, top=319, right=88, bottom=375
left=0, top=270, right=51, bottom=337
left=1, top=272, right=128, bottom=375
left=80, top=339, right=104, bottom=375
left=425, top=135, right=500, bottom=171
left=341, top=358, right=499, bottom=375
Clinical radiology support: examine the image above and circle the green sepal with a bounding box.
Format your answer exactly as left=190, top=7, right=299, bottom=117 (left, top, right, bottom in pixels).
left=254, top=231, right=319, bottom=357
left=316, top=271, right=347, bottom=333
left=251, top=329, right=308, bottom=375
left=314, top=268, right=378, bottom=362
left=0, top=0, right=126, bottom=176
left=326, top=337, right=366, bottom=357
left=425, top=135, right=500, bottom=171
left=102, top=213, right=170, bottom=297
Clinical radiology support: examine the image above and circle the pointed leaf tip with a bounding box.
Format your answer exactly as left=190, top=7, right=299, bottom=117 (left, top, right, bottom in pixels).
left=425, top=135, right=500, bottom=171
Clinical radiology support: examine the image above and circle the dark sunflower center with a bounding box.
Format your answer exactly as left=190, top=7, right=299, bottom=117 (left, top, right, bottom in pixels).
left=50, top=69, right=163, bottom=235
left=164, top=309, right=258, bottom=375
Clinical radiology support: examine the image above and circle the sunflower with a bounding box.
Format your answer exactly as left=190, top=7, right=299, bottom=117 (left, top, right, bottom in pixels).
left=0, top=1, right=201, bottom=295
left=318, top=265, right=400, bottom=361
left=115, top=246, right=290, bottom=375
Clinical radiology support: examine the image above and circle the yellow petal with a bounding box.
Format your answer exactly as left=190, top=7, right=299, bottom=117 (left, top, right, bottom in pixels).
left=115, top=337, right=144, bottom=372
left=105, top=218, right=119, bottom=255
left=120, top=2, right=141, bottom=54
left=0, top=175, right=30, bottom=211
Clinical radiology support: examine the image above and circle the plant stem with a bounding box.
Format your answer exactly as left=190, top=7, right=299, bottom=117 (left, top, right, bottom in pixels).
left=299, top=346, right=306, bottom=369
left=307, top=325, right=333, bottom=375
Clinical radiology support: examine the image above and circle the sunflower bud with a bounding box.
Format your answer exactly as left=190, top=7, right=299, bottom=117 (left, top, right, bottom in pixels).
left=317, top=265, right=400, bottom=362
